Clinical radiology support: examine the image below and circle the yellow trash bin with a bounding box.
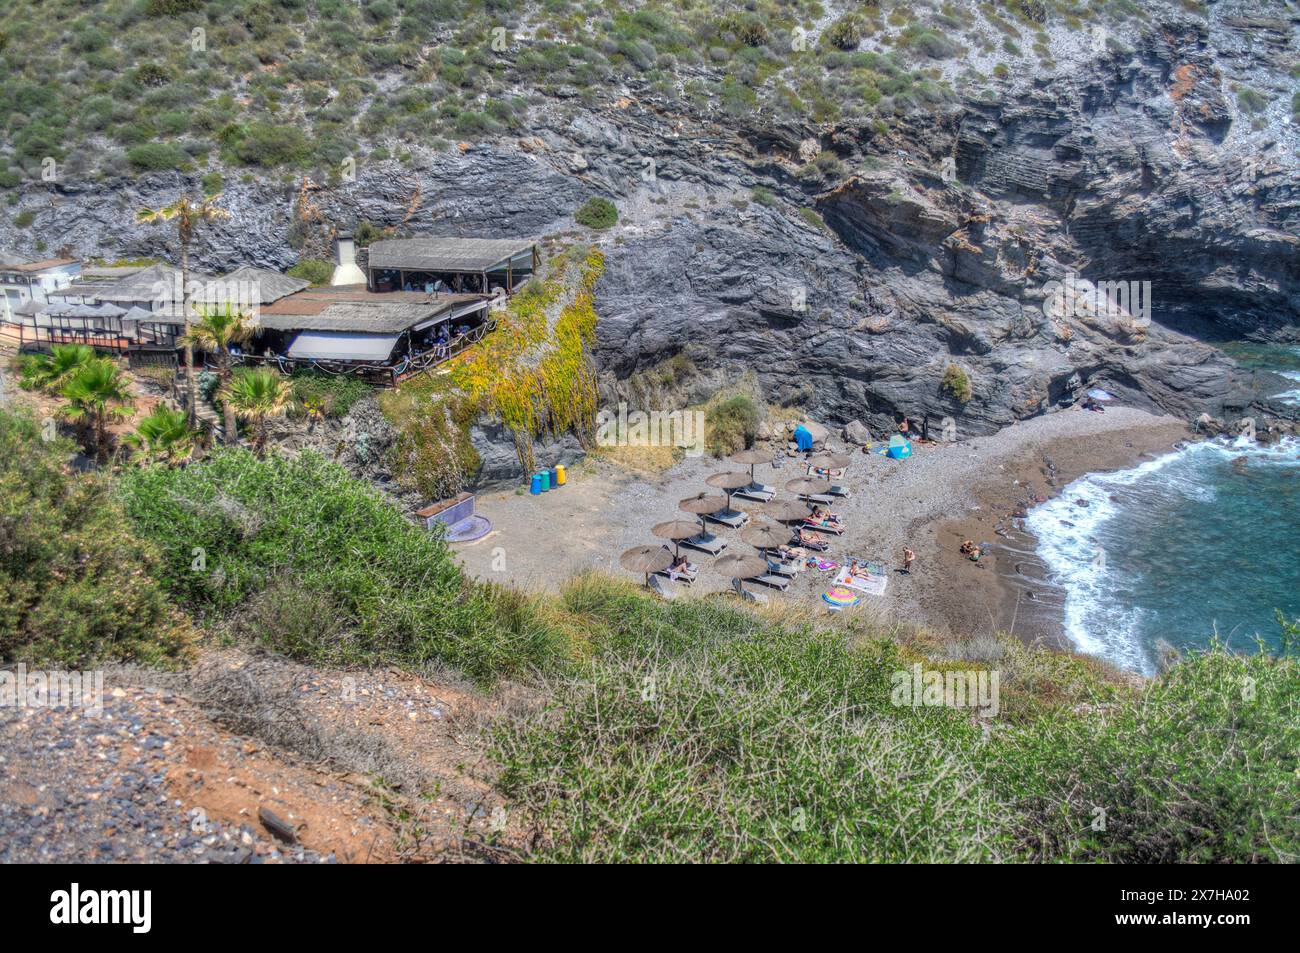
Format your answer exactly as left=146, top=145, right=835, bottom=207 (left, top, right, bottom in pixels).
left=556, top=464, right=567, bottom=486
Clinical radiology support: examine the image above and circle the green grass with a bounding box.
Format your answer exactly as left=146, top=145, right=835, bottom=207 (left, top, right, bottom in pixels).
left=491, top=574, right=1300, bottom=863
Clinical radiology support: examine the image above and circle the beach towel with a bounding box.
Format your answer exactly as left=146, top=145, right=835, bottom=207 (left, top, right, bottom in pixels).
left=809, top=558, right=839, bottom=572
left=834, top=561, right=888, bottom=595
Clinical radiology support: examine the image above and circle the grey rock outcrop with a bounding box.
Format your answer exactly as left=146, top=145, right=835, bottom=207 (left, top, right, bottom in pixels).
left=4, top=6, right=1296, bottom=466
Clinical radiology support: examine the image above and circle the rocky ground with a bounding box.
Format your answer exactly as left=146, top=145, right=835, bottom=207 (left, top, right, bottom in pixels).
left=0, top=650, right=531, bottom=864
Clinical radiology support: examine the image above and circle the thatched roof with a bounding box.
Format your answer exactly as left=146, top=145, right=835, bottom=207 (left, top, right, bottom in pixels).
left=368, top=237, right=536, bottom=273
left=257, top=289, right=486, bottom=333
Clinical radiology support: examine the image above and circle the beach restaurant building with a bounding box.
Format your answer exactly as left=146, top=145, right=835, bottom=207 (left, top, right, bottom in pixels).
left=3, top=235, right=538, bottom=382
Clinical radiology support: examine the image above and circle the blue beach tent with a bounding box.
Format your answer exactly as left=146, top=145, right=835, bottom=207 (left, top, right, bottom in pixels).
left=887, top=434, right=912, bottom=459
left=794, top=424, right=814, bottom=452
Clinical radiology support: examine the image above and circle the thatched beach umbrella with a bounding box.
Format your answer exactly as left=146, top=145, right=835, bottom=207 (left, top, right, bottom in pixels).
left=653, top=519, right=704, bottom=557
left=679, top=492, right=729, bottom=533
left=761, top=499, right=812, bottom=524
left=785, top=477, right=833, bottom=498
left=730, top=448, right=774, bottom=484
left=807, top=451, right=851, bottom=472
left=742, top=522, right=791, bottom=552
left=714, top=552, right=770, bottom=598
left=706, top=470, right=754, bottom=510
left=620, top=544, right=674, bottom=585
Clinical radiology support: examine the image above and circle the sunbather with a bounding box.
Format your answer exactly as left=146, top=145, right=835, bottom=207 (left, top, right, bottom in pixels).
left=847, top=559, right=873, bottom=585
left=797, top=527, right=829, bottom=550
left=667, top=554, right=697, bottom=581
left=808, top=506, right=842, bottom=526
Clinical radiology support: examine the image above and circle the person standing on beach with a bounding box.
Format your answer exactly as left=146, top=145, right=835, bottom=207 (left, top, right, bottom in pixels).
left=902, top=547, right=914, bottom=574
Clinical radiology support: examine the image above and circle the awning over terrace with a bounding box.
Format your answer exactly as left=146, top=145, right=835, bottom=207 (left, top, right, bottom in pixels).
left=285, top=330, right=402, bottom=362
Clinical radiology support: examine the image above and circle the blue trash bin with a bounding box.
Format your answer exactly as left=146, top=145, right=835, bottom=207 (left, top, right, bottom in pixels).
left=529, top=474, right=542, bottom=495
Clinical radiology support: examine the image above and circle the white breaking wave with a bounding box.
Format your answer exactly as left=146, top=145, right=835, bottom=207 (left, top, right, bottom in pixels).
left=1275, top=369, right=1300, bottom=406
left=1026, top=436, right=1299, bottom=674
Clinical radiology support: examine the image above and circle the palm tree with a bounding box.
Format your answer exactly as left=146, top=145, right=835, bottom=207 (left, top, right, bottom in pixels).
left=136, top=194, right=230, bottom=427
left=123, top=406, right=199, bottom=466
left=60, top=357, right=134, bottom=460
left=222, top=367, right=290, bottom=455
left=18, top=343, right=96, bottom=393
left=187, top=302, right=252, bottom=443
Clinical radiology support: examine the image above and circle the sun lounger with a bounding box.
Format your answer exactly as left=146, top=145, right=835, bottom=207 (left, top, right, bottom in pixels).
left=706, top=508, right=750, bottom=530
left=680, top=531, right=727, bottom=556
left=802, top=518, right=844, bottom=535
left=798, top=492, right=836, bottom=506
left=751, top=572, right=791, bottom=591
left=732, top=484, right=775, bottom=503
left=796, top=534, right=830, bottom=552
left=647, top=574, right=676, bottom=599
left=827, top=484, right=851, bottom=498
left=656, top=555, right=699, bottom=585
left=762, top=552, right=801, bottom=577
left=731, top=578, right=769, bottom=604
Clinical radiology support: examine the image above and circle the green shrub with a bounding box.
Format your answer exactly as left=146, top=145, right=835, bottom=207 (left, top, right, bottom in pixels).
left=941, top=363, right=972, bottom=402
left=1236, top=87, right=1267, bottom=114
left=289, top=369, right=371, bottom=419
left=126, top=142, right=191, bottom=172
left=13, top=209, right=34, bottom=228
left=232, top=121, right=312, bottom=167
left=0, top=409, right=190, bottom=667
left=146, top=0, right=202, bottom=14
left=117, top=448, right=558, bottom=681
left=704, top=393, right=760, bottom=456
left=574, top=196, right=618, bottom=229
left=287, top=258, right=333, bottom=286
left=822, top=16, right=864, bottom=51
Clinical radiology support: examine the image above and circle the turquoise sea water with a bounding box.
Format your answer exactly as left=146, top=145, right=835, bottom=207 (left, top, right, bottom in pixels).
left=1026, top=344, right=1300, bottom=674
left=1027, top=437, right=1300, bottom=674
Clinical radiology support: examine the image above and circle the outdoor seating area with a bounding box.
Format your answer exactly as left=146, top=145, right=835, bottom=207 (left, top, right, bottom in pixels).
left=619, top=441, right=891, bottom=612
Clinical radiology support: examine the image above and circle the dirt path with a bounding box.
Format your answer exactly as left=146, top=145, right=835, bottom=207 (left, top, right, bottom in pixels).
left=0, top=649, right=532, bottom=863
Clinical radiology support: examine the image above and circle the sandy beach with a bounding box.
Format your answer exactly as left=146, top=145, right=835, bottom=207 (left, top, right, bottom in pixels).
left=454, top=405, right=1192, bottom=648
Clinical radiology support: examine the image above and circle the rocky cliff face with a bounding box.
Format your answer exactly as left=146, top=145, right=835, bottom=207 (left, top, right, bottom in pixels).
left=6, top=5, right=1297, bottom=455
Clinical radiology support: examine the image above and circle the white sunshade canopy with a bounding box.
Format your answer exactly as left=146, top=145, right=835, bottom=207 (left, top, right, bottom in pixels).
left=286, top=330, right=400, bottom=362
